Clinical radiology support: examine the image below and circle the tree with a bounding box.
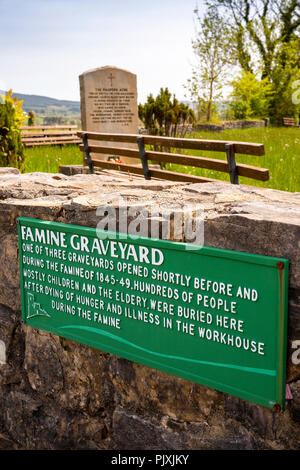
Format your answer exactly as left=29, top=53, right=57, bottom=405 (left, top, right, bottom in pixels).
left=138, top=89, right=195, bottom=169
left=230, top=71, right=274, bottom=119
left=185, top=6, right=236, bottom=122
left=206, top=0, right=300, bottom=76
left=138, top=88, right=195, bottom=138
left=206, top=0, right=300, bottom=122
left=0, top=90, right=26, bottom=169
left=269, top=39, right=300, bottom=122
left=28, top=110, right=36, bottom=126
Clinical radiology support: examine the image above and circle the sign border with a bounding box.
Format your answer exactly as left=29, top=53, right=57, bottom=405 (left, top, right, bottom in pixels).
left=17, top=216, right=289, bottom=410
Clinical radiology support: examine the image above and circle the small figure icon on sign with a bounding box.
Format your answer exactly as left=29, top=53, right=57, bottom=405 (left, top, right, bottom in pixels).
left=27, top=293, right=51, bottom=319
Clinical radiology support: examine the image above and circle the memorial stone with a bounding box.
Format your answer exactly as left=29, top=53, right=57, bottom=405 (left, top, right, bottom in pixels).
left=79, top=66, right=139, bottom=164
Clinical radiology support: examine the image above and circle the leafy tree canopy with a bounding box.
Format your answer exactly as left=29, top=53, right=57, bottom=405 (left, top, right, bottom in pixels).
left=230, top=70, right=274, bottom=119
left=205, top=0, right=300, bottom=122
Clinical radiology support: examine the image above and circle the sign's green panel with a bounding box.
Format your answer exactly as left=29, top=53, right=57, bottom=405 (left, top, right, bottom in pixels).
left=17, top=217, right=289, bottom=410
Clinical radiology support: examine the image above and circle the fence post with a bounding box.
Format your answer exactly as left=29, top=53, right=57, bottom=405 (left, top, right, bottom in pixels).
left=225, top=144, right=239, bottom=184
left=82, top=133, right=94, bottom=174
left=137, top=137, right=151, bottom=180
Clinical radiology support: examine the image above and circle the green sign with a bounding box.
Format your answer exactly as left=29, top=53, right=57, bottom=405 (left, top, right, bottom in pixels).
left=18, top=217, right=289, bottom=410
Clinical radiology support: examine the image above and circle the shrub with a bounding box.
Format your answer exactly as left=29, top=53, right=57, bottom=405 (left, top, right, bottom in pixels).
left=28, top=110, right=36, bottom=126
left=138, top=88, right=195, bottom=137
left=230, top=72, right=274, bottom=120
left=0, top=90, right=26, bottom=169
left=230, top=99, right=250, bottom=120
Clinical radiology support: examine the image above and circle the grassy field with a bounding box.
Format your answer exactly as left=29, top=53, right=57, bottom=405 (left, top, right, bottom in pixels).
left=166, top=127, right=300, bottom=192
left=23, top=144, right=82, bottom=173
left=22, top=127, right=300, bottom=192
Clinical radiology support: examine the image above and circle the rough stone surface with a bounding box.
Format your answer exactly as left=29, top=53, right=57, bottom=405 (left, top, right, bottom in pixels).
left=0, top=167, right=20, bottom=175
left=0, top=170, right=299, bottom=449
left=59, top=165, right=91, bottom=176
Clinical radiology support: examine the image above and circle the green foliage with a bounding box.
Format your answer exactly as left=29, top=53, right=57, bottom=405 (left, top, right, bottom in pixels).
left=192, top=95, right=221, bottom=123
left=269, top=39, right=300, bottom=124
left=206, top=0, right=300, bottom=123
left=138, top=88, right=195, bottom=137
left=28, top=110, right=36, bottom=126
left=138, top=94, right=157, bottom=134
left=230, top=100, right=249, bottom=120
left=0, top=90, right=26, bottom=169
left=230, top=72, right=274, bottom=119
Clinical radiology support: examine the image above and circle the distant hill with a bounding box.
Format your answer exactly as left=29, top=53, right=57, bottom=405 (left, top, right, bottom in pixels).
left=0, top=90, right=80, bottom=115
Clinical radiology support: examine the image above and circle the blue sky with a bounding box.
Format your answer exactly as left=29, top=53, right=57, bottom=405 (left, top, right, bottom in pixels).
left=0, top=0, right=204, bottom=103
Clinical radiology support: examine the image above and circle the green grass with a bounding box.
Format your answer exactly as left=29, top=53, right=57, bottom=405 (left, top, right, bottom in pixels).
left=22, top=128, right=300, bottom=192
left=23, top=144, right=83, bottom=173
left=166, top=127, right=300, bottom=192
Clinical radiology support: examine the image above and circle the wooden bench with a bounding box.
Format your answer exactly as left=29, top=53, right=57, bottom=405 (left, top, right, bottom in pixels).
left=21, top=125, right=81, bottom=147
left=283, top=118, right=299, bottom=127
left=77, top=131, right=269, bottom=185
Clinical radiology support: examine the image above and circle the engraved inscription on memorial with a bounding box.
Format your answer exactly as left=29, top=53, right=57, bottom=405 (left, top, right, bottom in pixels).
left=88, top=84, right=136, bottom=126
left=79, top=66, right=139, bottom=162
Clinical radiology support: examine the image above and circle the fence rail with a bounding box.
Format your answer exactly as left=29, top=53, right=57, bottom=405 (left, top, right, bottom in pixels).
left=77, top=131, right=269, bottom=185
left=21, top=125, right=80, bottom=147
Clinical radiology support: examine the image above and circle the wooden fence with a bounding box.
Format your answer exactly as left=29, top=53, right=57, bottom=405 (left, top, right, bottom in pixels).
left=21, top=125, right=80, bottom=147
left=77, top=131, right=269, bottom=185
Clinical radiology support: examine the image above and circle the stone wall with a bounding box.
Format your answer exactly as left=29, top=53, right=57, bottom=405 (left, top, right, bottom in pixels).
left=0, top=170, right=299, bottom=450
left=140, top=120, right=267, bottom=135
left=223, top=119, right=268, bottom=129
left=195, top=120, right=267, bottom=133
